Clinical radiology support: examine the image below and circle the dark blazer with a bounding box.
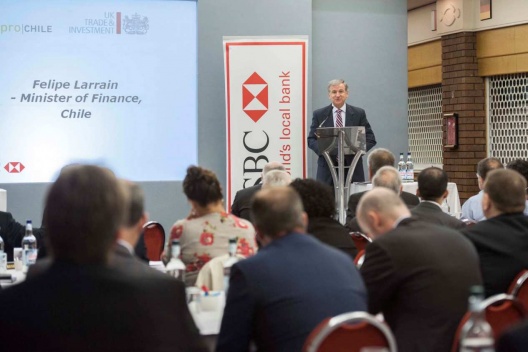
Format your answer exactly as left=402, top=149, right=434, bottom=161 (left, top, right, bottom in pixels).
left=216, top=233, right=367, bottom=352
left=462, top=213, right=528, bottom=297
left=230, top=184, right=262, bottom=222
left=1, top=258, right=207, bottom=352
left=411, top=201, right=466, bottom=230
left=307, top=217, right=358, bottom=259
left=360, top=218, right=482, bottom=352
left=307, top=104, right=376, bottom=185
left=497, top=320, right=528, bottom=352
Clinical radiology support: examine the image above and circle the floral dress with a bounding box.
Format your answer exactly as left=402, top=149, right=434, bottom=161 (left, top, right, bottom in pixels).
left=170, top=212, right=257, bottom=286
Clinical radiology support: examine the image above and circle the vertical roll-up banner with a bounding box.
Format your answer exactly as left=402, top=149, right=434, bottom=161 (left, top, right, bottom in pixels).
left=224, top=36, right=308, bottom=208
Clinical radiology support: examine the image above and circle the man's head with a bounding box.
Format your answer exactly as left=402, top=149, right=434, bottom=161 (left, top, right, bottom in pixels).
left=290, top=178, right=335, bottom=219
left=482, top=169, right=526, bottom=219
left=417, top=167, right=448, bottom=203
left=476, top=157, right=503, bottom=189
left=44, top=164, right=127, bottom=264
left=372, top=166, right=402, bottom=194
left=250, top=186, right=307, bottom=245
left=262, top=170, right=291, bottom=188
left=367, top=148, right=395, bottom=180
left=118, top=180, right=148, bottom=247
left=263, top=161, right=285, bottom=176
left=357, top=187, right=410, bottom=238
left=507, top=159, right=528, bottom=199
left=327, top=79, right=349, bottom=109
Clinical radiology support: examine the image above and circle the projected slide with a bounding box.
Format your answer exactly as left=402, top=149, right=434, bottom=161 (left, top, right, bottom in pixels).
left=0, top=0, right=196, bottom=183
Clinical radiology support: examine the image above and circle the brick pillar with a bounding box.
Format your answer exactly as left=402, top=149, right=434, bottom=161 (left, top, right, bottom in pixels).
left=442, top=32, right=486, bottom=202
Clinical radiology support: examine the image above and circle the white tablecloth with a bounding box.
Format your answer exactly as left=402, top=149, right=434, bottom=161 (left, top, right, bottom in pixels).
left=350, top=182, right=461, bottom=217
left=0, top=269, right=26, bottom=288
left=0, top=189, right=6, bottom=212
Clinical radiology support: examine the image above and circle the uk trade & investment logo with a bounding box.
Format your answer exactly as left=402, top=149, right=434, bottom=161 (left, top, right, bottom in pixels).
left=4, top=162, right=25, bottom=173
left=69, top=12, right=149, bottom=35
left=242, top=72, right=268, bottom=123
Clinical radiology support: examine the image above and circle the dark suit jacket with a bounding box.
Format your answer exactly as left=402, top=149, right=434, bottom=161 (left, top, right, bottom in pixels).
left=307, top=217, right=358, bottom=259
left=411, top=201, right=466, bottom=230
left=230, top=184, right=262, bottom=222
left=2, top=257, right=206, bottom=352
left=360, top=218, right=482, bottom=352
left=216, top=233, right=367, bottom=352
left=345, top=191, right=420, bottom=232
left=307, top=104, right=376, bottom=185
left=0, top=211, right=46, bottom=261
left=462, top=213, right=528, bottom=297
left=497, top=320, right=528, bottom=352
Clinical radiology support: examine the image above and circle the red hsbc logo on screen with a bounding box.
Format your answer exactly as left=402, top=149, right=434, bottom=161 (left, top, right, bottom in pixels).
left=4, top=162, right=25, bottom=173
left=242, top=72, right=268, bottom=122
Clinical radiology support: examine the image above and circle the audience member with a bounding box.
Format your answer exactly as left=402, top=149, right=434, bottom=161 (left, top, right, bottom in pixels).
left=411, top=167, right=465, bottom=229
left=497, top=320, right=528, bottom=352
left=357, top=188, right=481, bottom=352
left=461, top=157, right=503, bottom=221
left=169, top=165, right=257, bottom=286
left=507, top=159, right=528, bottom=214
left=462, top=169, right=528, bottom=297
left=231, top=161, right=285, bottom=221
left=262, top=169, right=291, bottom=188
left=346, top=148, right=419, bottom=230
left=0, top=165, right=207, bottom=352
left=290, top=178, right=357, bottom=259
left=217, top=187, right=367, bottom=352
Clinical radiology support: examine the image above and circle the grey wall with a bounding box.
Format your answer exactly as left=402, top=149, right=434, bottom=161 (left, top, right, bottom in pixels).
left=0, top=0, right=407, bottom=231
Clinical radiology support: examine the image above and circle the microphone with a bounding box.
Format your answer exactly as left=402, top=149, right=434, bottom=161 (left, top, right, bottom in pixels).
left=318, top=113, right=331, bottom=128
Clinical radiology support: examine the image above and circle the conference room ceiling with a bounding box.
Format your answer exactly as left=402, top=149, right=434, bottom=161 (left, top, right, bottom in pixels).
left=408, top=0, right=436, bottom=11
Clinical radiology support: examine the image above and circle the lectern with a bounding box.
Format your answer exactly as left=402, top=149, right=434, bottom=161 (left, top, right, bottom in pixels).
left=316, top=126, right=366, bottom=224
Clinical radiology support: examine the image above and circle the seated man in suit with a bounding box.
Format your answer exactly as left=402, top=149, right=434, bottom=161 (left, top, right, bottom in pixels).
left=346, top=148, right=419, bottom=231
left=261, top=169, right=291, bottom=188
left=217, top=187, right=367, bottom=352
left=230, top=161, right=285, bottom=222
left=357, top=188, right=481, bottom=352
left=0, top=165, right=206, bottom=352
left=411, top=167, right=465, bottom=229
left=462, top=169, right=528, bottom=297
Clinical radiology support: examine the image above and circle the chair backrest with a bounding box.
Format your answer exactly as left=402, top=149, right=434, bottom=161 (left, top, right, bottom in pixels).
left=451, top=294, right=527, bottom=352
left=354, top=249, right=366, bottom=269
left=142, top=221, right=166, bottom=261
left=350, top=232, right=372, bottom=252
left=507, top=269, right=528, bottom=310
left=303, top=311, right=397, bottom=352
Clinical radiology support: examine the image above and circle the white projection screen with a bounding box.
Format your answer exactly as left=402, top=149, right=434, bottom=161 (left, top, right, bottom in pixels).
left=0, top=0, right=197, bottom=183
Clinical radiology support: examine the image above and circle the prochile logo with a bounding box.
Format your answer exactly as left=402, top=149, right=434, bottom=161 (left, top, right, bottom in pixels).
left=4, top=162, right=25, bottom=173
left=242, top=72, right=268, bottom=123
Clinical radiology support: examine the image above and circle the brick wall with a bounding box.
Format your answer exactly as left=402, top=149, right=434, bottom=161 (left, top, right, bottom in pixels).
left=442, top=32, right=486, bottom=202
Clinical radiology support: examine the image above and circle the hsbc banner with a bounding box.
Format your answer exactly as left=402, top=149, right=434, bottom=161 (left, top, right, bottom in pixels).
left=223, top=36, right=308, bottom=208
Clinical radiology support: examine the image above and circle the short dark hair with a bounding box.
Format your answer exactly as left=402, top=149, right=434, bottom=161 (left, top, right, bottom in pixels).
left=44, top=165, right=126, bottom=264
left=251, top=187, right=304, bottom=238
left=507, top=159, right=528, bottom=184
left=123, top=181, right=144, bottom=227
left=289, top=178, right=335, bottom=218
left=417, top=167, right=448, bottom=200
left=484, top=169, right=526, bottom=213
left=368, top=148, right=395, bottom=176
left=183, top=166, right=223, bottom=207
left=477, top=157, right=503, bottom=180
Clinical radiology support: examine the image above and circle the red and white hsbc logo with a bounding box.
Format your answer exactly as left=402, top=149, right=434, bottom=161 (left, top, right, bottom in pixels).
left=4, top=162, right=25, bottom=173
left=242, top=72, right=268, bottom=122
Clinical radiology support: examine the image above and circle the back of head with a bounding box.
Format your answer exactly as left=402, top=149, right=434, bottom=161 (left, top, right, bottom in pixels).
left=507, top=159, right=528, bottom=183
left=477, top=157, right=503, bottom=180
left=123, top=181, right=145, bottom=228
left=484, top=169, right=526, bottom=213
left=417, top=167, right=448, bottom=201
left=290, top=178, right=335, bottom=218
left=357, top=187, right=409, bottom=236
left=372, top=166, right=401, bottom=194
left=251, top=186, right=305, bottom=238
left=262, top=170, right=291, bottom=188
left=183, top=165, right=223, bottom=207
left=44, top=164, right=127, bottom=264
left=263, top=161, right=285, bottom=176
left=368, top=148, right=395, bottom=176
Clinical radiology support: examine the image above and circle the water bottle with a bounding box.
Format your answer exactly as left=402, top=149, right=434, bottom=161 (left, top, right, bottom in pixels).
left=223, top=238, right=239, bottom=293
left=459, top=285, right=495, bottom=352
left=406, top=152, right=414, bottom=182
left=21, top=220, right=37, bottom=268
left=398, top=153, right=406, bottom=181
left=166, top=239, right=186, bottom=281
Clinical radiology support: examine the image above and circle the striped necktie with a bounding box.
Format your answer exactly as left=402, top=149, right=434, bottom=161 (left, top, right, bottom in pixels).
left=336, top=109, right=343, bottom=127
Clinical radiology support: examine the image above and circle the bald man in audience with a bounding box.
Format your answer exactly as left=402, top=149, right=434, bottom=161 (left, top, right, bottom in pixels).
left=462, top=169, right=528, bottom=297
left=261, top=169, right=291, bottom=188
left=411, top=167, right=465, bottom=229
left=357, top=188, right=481, bottom=352
left=461, top=157, right=503, bottom=221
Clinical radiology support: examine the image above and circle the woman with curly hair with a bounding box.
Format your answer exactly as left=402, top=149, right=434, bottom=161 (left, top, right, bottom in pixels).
left=169, top=165, right=257, bottom=286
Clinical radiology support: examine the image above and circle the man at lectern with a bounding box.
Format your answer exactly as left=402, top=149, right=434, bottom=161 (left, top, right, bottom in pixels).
left=308, top=79, right=376, bottom=186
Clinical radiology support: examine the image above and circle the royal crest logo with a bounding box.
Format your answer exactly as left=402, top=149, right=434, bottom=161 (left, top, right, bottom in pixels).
left=123, top=13, right=149, bottom=35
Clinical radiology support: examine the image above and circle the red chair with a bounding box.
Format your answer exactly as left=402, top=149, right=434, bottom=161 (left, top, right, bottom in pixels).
left=350, top=232, right=372, bottom=252
left=303, top=311, right=397, bottom=352
left=142, top=221, right=166, bottom=261
left=508, top=269, right=528, bottom=311
left=451, top=294, right=527, bottom=352
left=354, top=249, right=366, bottom=269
